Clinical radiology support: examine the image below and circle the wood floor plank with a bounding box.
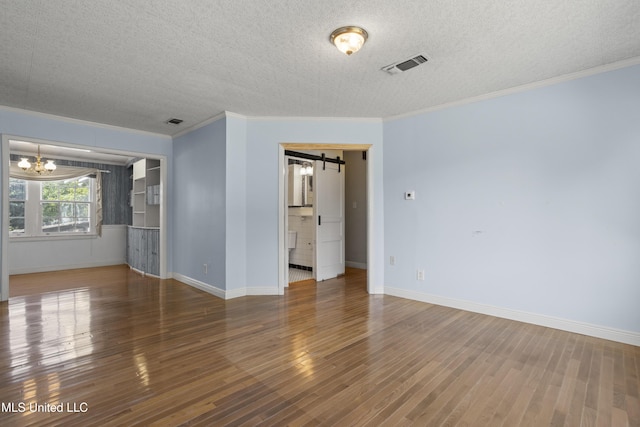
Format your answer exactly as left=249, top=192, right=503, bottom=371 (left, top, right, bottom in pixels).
left=499, top=328, right=559, bottom=426
left=1, top=265, right=639, bottom=426
left=596, top=347, right=616, bottom=427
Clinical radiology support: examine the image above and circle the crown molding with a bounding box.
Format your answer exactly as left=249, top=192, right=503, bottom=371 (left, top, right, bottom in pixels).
left=246, top=115, right=382, bottom=123
left=171, top=111, right=228, bottom=139
left=0, top=105, right=171, bottom=139
left=173, top=112, right=381, bottom=139
left=384, top=56, right=640, bottom=123
left=224, top=111, right=247, bottom=120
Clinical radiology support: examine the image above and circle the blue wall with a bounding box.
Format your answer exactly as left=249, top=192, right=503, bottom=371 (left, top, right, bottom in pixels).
left=383, top=64, right=640, bottom=333
left=225, top=115, right=248, bottom=292
left=173, top=118, right=227, bottom=288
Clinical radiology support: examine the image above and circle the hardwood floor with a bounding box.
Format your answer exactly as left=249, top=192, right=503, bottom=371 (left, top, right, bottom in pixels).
left=1, top=266, right=639, bottom=426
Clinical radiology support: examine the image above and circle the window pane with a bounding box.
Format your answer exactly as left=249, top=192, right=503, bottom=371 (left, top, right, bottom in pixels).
left=58, top=182, right=75, bottom=200
left=74, top=219, right=90, bottom=232
left=9, top=218, right=25, bottom=233
left=76, top=203, right=89, bottom=217
left=42, top=202, right=60, bottom=225
left=76, top=180, right=90, bottom=201
left=43, top=224, right=60, bottom=233
left=9, top=180, right=27, bottom=236
left=41, top=182, right=59, bottom=200
left=9, top=201, right=25, bottom=217
left=60, top=202, right=75, bottom=218
left=9, top=179, right=26, bottom=200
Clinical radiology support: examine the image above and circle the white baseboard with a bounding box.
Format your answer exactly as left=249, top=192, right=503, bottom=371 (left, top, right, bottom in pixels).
left=346, top=261, right=367, bottom=269
left=247, top=287, right=281, bottom=296
left=226, top=287, right=281, bottom=299
left=172, top=273, right=225, bottom=299
left=172, top=273, right=280, bottom=299
left=129, top=265, right=145, bottom=276
left=10, top=259, right=126, bottom=275
left=384, top=286, right=640, bottom=347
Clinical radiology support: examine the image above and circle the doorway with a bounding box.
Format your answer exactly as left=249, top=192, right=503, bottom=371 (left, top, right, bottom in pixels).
left=1, top=135, right=169, bottom=301
left=286, top=155, right=316, bottom=283
left=278, top=143, right=372, bottom=294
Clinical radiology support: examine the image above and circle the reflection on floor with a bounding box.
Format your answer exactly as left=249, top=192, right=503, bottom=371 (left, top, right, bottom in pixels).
left=9, top=264, right=149, bottom=298
left=289, top=267, right=313, bottom=283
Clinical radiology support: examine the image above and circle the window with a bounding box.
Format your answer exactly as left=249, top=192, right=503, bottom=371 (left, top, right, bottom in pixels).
left=9, top=178, right=27, bottom=235
left=9, top=176, right=96, bottom=237
left=41, top=178, right=92, bottom=233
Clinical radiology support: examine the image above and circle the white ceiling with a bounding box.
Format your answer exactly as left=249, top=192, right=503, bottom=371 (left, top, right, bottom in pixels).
left=1, top=1, right=639, bottom=136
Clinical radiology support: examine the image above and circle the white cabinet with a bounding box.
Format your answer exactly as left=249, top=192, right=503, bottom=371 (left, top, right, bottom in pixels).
left=128, top=158, right=161, bottom=276
left=132, top=158, right=160, bottom=227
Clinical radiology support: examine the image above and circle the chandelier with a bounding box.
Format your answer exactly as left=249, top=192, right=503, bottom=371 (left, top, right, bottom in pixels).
left=17, top=145, right=57, bottom=174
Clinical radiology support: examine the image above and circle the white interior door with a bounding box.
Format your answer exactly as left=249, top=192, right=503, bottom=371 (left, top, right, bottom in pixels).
left=315, top=160, right=345, bottom=281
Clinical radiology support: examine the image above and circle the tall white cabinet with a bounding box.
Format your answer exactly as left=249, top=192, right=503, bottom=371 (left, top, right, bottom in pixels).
left=132, top=158, right=160, bottom=227
left=128, top=158, right=161, bottom=276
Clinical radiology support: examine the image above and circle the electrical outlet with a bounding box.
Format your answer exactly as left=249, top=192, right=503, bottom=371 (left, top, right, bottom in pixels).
left=417, top=269, right=425, bottom=281
left=390, top=256, right=395, bottom=266
left=203, top=263, right=208, bottom=275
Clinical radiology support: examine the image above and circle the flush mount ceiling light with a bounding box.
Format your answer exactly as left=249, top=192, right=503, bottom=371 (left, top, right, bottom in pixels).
left=330, top=26, right=368, bottom=56
left=17, top=145, right=56, bottom=175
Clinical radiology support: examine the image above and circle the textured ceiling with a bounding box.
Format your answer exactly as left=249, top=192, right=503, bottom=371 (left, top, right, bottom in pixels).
left=1, top=0, right=640, bottom=136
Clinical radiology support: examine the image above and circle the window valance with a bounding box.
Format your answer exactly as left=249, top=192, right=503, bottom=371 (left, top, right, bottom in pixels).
left=9, top=165, right=99, bottom=182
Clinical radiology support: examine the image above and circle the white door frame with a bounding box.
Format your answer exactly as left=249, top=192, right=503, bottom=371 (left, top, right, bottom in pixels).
left=278, top=143, right=373, bottom=295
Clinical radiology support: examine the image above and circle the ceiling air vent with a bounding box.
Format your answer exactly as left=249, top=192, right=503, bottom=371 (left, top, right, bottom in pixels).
left=381, top=54, right=429, bottom=75
left=165, top=118, right=184, bottom=125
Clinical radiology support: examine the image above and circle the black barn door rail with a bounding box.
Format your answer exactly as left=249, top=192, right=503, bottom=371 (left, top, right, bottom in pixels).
left=285, top=150, right=345, bottom=172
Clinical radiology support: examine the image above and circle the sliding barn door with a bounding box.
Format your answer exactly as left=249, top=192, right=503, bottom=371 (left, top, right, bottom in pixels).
left=314, top=160, right=345, bottom=281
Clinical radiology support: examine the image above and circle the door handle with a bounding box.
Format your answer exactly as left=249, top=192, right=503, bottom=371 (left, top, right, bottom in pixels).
left=318, top=215, right=321, bottom=226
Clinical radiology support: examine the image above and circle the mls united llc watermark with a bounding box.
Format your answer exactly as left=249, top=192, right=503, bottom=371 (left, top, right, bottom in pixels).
left=2, top=401, right=88, bottom=413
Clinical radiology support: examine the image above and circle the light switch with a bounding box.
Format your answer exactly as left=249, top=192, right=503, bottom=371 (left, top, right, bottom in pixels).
left=404, top=191, right=416, bottom=200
